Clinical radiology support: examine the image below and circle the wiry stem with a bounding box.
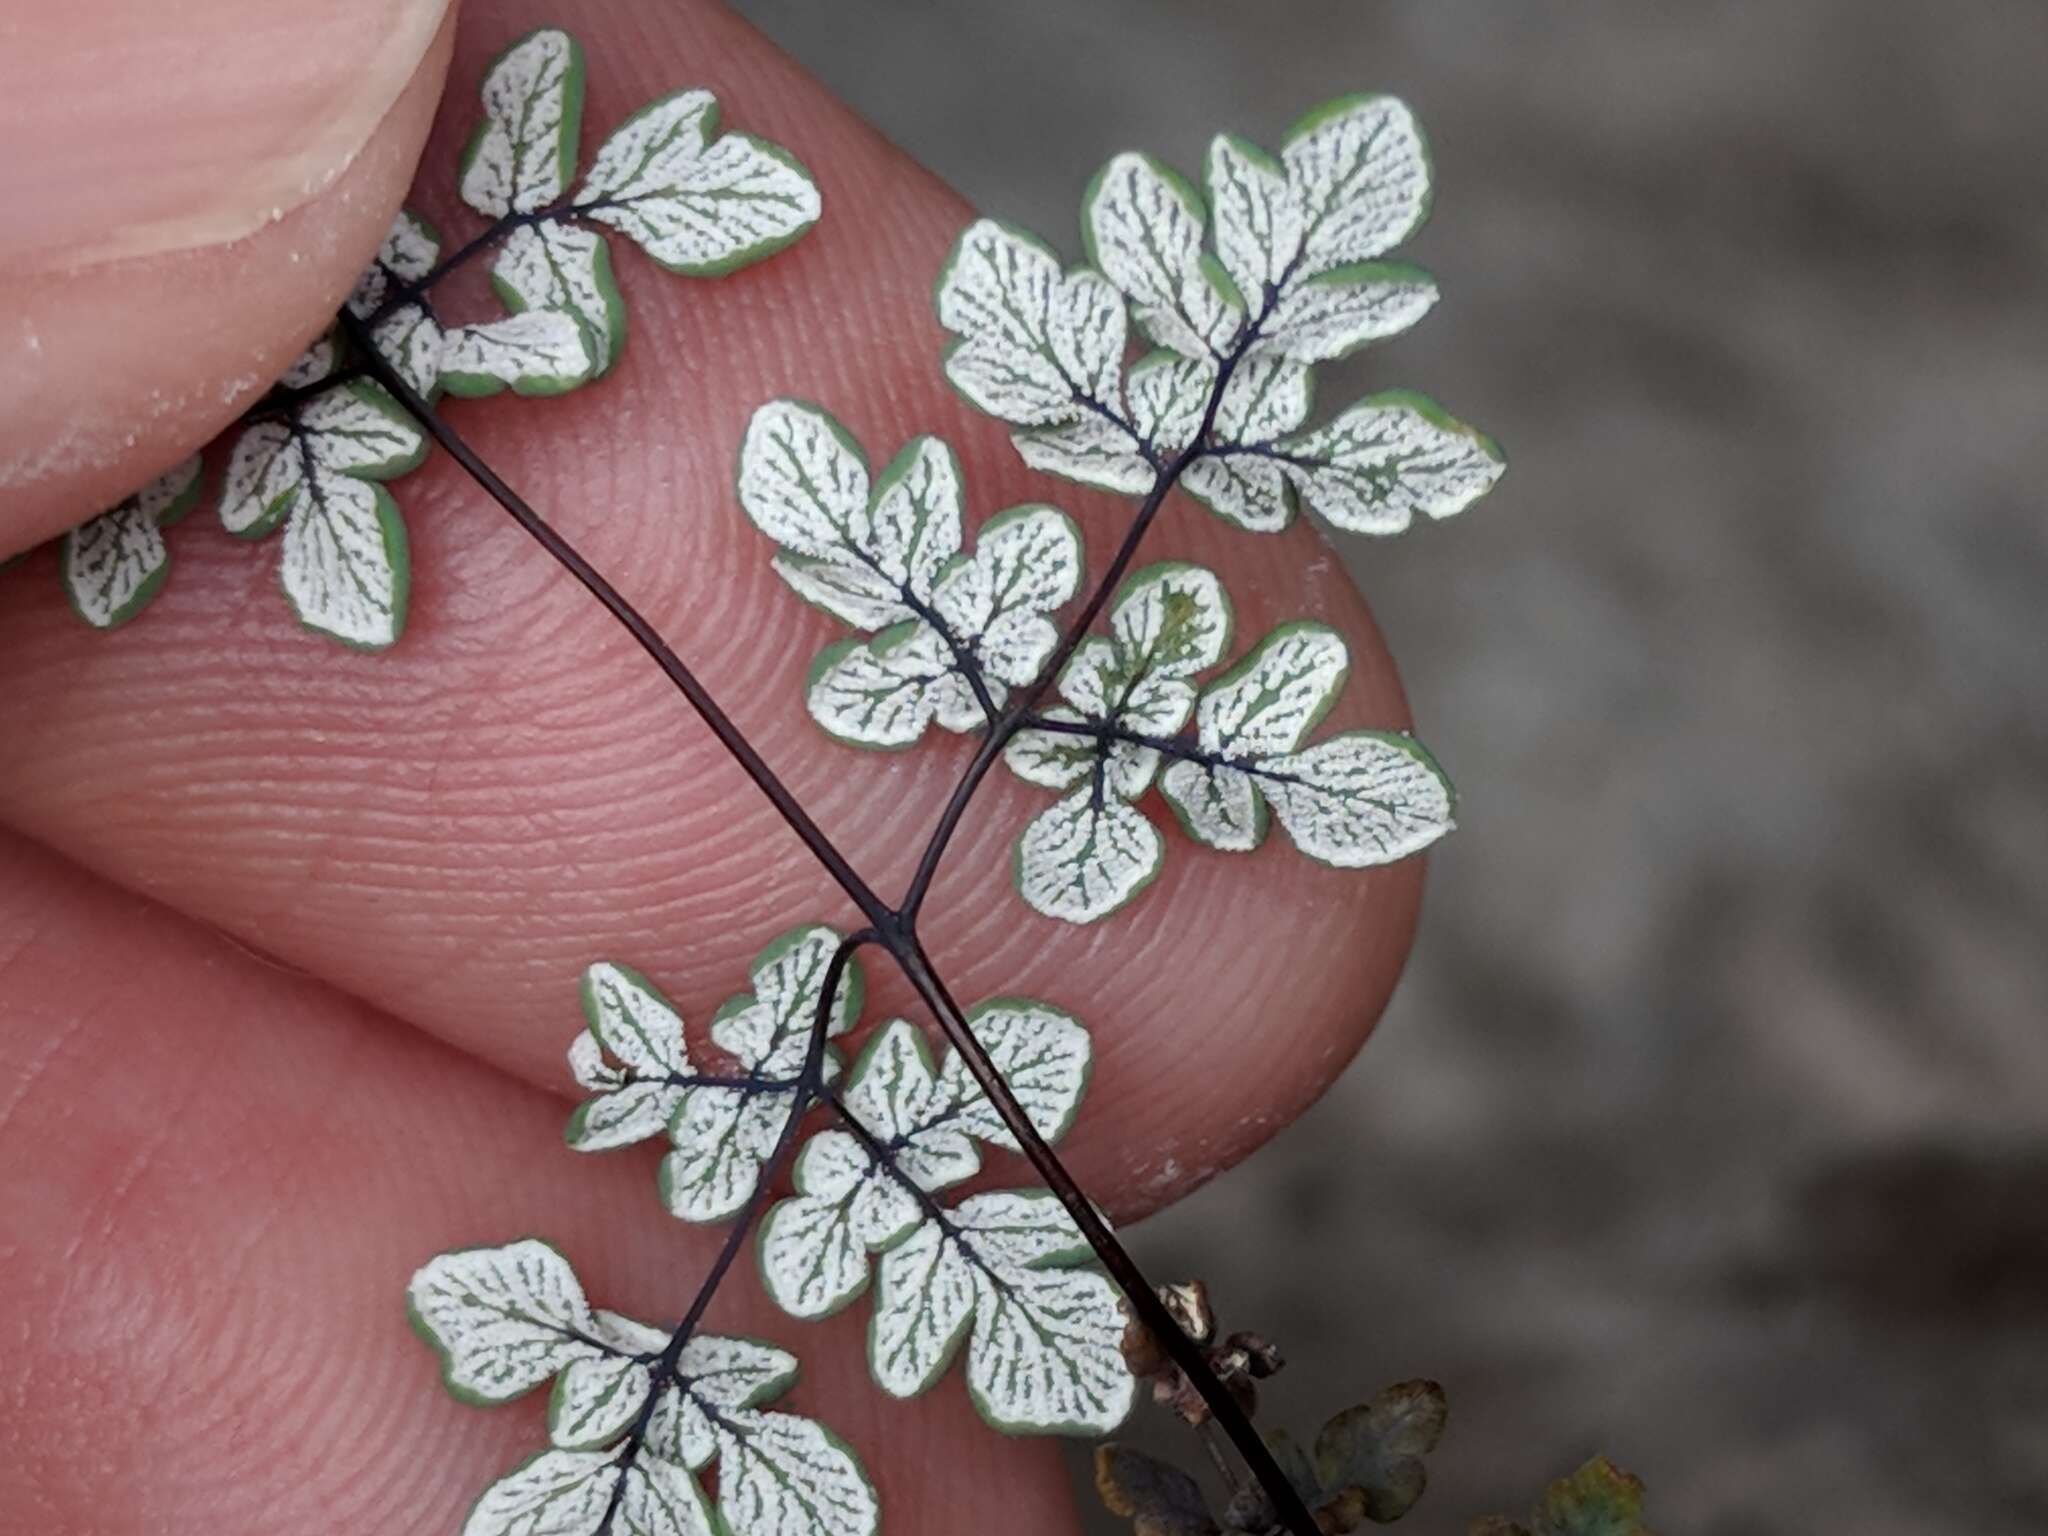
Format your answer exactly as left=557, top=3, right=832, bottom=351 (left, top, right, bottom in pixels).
left=596, top=929, right=873, bottom=1531
left=342, top=311, right=1323, bottom=1536
left=341, top=312, right=892, bottom=932
left=365, top=194, right=639, bottom=326
left=890, top=939, right=1321, bottom=1534
left=662, top=931, right=871, bottom=1366
left=251, top=366, right=368, bottom=418
left=891, top=464, right=1177, bottom=926
left=1017, top=711, right=1310, bottom=784
left=895, top=347, right=1246, bottom=925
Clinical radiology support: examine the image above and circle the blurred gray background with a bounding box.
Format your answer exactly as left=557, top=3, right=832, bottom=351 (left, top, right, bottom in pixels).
left=732, top=4, right=2048, bottom=1532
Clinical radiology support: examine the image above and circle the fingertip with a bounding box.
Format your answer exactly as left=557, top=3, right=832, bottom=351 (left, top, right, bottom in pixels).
left=0, top=0, right=1444, bottom=1251
left=0, top=2, right=457, bottom=553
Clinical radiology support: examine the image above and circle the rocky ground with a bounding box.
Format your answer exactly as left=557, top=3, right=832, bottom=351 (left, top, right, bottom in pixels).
left=732, top=5, right=2048, bottom=1530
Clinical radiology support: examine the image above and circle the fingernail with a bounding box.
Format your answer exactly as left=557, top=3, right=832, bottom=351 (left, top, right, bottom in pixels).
left=0, top=0, right=453, bottom=272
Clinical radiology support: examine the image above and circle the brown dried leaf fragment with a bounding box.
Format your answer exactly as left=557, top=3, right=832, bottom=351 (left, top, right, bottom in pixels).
left=1122, top=1280, right=1286, bottom=1426
left=1096, top=1444, right=1223, bottom=1536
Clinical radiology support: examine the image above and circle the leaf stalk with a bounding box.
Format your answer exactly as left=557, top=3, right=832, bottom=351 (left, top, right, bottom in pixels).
left=342, top=309, right=1323, bottom=1536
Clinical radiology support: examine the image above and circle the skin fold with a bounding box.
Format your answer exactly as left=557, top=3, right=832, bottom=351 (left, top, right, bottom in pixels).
left=0, top=3, right=1431, bottom=1532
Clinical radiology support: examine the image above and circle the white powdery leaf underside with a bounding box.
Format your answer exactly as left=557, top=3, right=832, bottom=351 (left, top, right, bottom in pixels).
left=461, top=27, right=583, bottom=217
left=463, top=1411, right=877, bottom=1536
left=757, top=1129, right=915, bottom=1319
left=664, top=1074, right=812, bottom=1223
left=1010, top=348, right=1215, bottom=496
left=61, top=455, right=201, bottom=629
left=440, top=310, right=595, bottom=397
left=1014, top=792, right=1163, bottom=924
left=1201, top=624, right=1349, bottom=762
left=410, top=1239, right=876, bottom=1536
left=920, top=88, right=1505, bottom=553
left=1281, top=395, right=1504, bottom=534
left=928, top=505, right=1085, bottom=686
left=1109, top=562, right=1234, bottom=679
left=408, top=1239, right=597, bottom=1402
left=276, top=476, right=410, bottom=649
left=1153, top=620, right=1456, bottom=866
left=1202, top=95, right=1435, bottom=364
left=345, top=211, right=453, bottom=399
left=712, top=1411, right=878, bottom=1536
left=493, top=221, right=623, bottom=373
left=582, top=91, right=821, bottom=275
left=443, top=25, right=822, bottom=386
left=215, top=372, right=424, bottom=649
left=349, top=209, right=440, bottom=316
left=463, top=1449, right=713, bottom=1536
left=942, top=1001, right=1092, bottom=1149
left=373, top=303, right=449, bottom=400
left=996, top=555, right=1458, bottom=917
left=1189, top=384, right=1499, bottom=537
left=1258, top=732, right=1456, bottom=866
left=936, top=219, right=1127, bottom=429
left=749, top=997, right=1120, bottom=1435
left=869, top=1191, right=1133, bottom=1435
left=1084, top=151, right=1241, bottom=359
left=567, top=926, right=858, bottom=1225
left=737, top=402, right=963, bottom=629
left=1001, top=561, right=1240, bottom=921
left=1251, top=264, right=1438, bottom=364
left=1281, top=95, right=1433, bottom=275
left=581, top=961, right=689, bottom=1077
left=805, top=513, right=1090, bottom=745
left=737, top=400, right=881, bottom=561
left=739, top=400, right=1085, bottom=750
